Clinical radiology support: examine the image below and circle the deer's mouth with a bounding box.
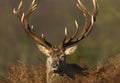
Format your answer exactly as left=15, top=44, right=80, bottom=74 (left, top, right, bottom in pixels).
left=52, top=67, right=62, bottom=73
left=52, top=68, right=58, bottom=71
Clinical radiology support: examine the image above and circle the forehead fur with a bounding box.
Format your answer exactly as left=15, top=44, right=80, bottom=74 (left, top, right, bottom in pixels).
left=52, top=46, right=61, bottom=51
left=49, top=46, right=64, bottom=56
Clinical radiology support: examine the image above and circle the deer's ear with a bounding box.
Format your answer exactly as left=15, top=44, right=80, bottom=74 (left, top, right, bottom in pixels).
left=37, top=44, right=50, bottom=56
left=65, top=45, right=77, bottom=55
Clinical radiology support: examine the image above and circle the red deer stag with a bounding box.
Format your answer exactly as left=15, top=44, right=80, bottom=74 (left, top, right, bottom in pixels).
left=13, top=0, right=98, bottom=83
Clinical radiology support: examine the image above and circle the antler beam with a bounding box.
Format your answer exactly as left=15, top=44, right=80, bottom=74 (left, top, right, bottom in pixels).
left=61, top=0, right=98, bottom=48
left=13, top=0, right=52, bottom=48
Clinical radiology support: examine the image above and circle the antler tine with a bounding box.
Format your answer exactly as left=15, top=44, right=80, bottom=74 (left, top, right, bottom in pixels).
left=71, top=20, right=79, bottom=39
left=26, top=0, right=37, bottom=17
left=13, top=1, right=23, bottom=17
left=77, top=0, right=98, bottom=40
left=93, top=0, right=99, bottom=21
left=13, top=0, right=52, bottom=48
left=18, top=1, right=23, bottom=10
left=65, top=27, right=68, bottom=38
left=61, top=0, right=98, bottom=48
left=61, top=27, right=68, bottom=47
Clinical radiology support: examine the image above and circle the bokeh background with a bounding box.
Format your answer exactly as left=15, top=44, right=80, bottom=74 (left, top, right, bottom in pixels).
left=0, top=0, right=120, bottom=76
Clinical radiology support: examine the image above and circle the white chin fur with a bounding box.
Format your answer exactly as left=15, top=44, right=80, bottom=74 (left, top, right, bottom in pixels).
left=52, top=68, right=58, bottom=71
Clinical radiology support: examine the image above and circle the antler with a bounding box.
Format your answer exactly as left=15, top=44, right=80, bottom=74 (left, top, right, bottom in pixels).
left=61, top=0, right=98, bottom=48
left=13, top=0, right=52, bottom=48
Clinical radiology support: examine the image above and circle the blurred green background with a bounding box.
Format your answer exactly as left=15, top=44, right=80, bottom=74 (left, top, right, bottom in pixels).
left=0, top=0, right=120, bottom=76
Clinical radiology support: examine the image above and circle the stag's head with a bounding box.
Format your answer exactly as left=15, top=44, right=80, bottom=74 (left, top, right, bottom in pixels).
left=13, top=0, right=98, bottom=71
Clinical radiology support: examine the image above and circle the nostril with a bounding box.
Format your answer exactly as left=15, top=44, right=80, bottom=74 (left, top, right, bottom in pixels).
left=51, top=64, right=58, bottom=68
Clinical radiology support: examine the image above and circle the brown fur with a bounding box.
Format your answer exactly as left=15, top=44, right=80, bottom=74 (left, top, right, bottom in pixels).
left=1, top=54, right=120, bottom=83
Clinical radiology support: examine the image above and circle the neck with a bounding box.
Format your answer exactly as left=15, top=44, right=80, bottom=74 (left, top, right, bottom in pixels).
left=46, top=58, right=58, bottom=83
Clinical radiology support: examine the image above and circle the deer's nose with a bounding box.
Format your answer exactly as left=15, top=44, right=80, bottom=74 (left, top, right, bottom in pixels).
left=51, top=63, right=58, bottom=68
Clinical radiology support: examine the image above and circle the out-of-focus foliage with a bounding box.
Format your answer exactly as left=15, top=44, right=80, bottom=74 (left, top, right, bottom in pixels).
left=0, top=0, right=120, bottom=76
left=1, top=54, right=120, bottom=83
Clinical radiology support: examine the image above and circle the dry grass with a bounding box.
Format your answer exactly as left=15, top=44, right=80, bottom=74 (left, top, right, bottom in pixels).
left=0, top=61, right=46, bottom=83
left=1, top=54, right=120, bottom=83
